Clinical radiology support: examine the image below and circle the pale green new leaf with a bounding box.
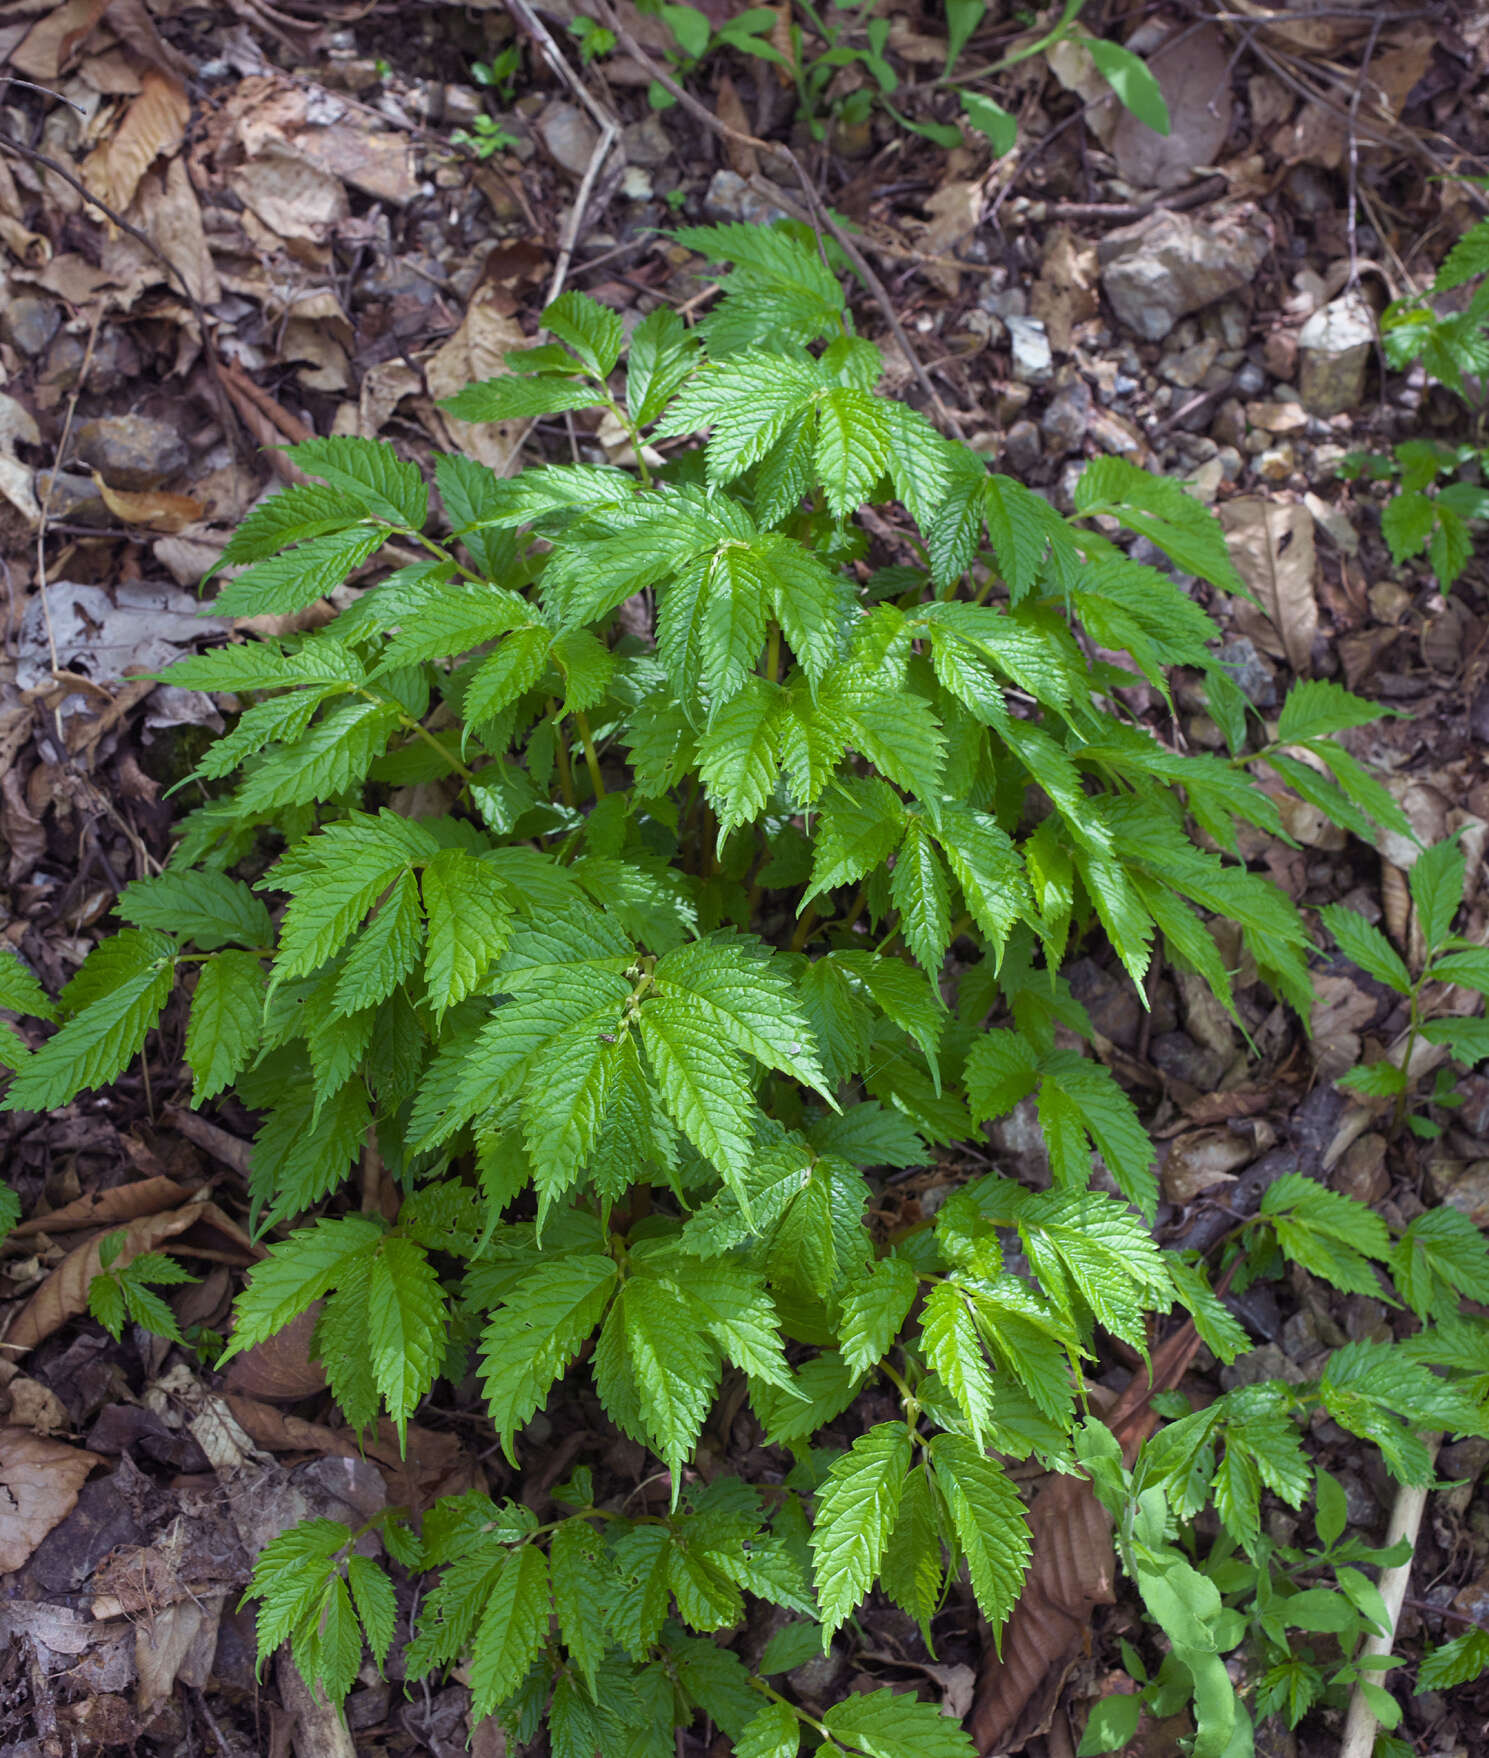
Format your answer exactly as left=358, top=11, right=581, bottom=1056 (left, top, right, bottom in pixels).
left=543, top=289, right=625, bottom=377
left=737, top=1700, right=799, bottom=1758
left=928, top=1431, right=1031, bottom=1638
left=368, top=1234, right=447, bottom=1435
left=419, top=849, right=514, bottom=1017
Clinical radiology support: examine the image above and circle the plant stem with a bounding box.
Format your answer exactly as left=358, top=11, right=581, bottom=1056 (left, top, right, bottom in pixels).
left=1393, top=987, right=1422, bottom=1134
left=575, top=711, right=606, bottom=798
left=765, top=622, right=781, bottom=684
left=789, top=901, right=820, bottom=954
left=552, top=709, right=576, bottom=808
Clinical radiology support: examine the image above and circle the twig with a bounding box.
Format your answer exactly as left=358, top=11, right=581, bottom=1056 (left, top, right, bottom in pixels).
left=1338, top=1432, right=1442, bottom=1758
left=1344, top=14, right=1384, bottom=292
left=547, top=117, right=620, bottom=306
left=590, top=0, right=965, bottom=442
left=161, top=1103, right=254, bottom=1179
left=505, top=0, right=615, bottom=134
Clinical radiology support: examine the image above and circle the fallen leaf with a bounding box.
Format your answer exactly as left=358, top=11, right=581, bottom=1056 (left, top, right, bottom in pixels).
left=230, top=142, right=348, bottom=242
left=1219, top=497, right=1318, bottom=674
left=86, top=70, right=190, bottom=216
left=1111, top=24, right=1230, bottom=190
left=0, top=1428, right=102, bottom=1573
left=1161, top=1128, right=1252, bottom=1204
left=426, top=282, right=528, bottom=472
left=715, top=75, right=757, bottom=177
left=224, top=1306, right=328, bottom=1402
left=6, top=1199, right=257, bottom=1354
left=10, top=0, right=109, bottom=79
left=11, top=1175, right=194, bottom=1237
left=104, top=0, right=194, bottom=81
left=92, top=473, right=205, bottom=532
left=134, top=156, right=221, bottom=306
left=136, top=1592, right=225, bottom=1708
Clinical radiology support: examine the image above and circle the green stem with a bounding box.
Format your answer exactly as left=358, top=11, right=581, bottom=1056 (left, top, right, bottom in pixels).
left=789, top=901, right=821, bottom=955
left=574, top=710, right=606, bottom=798
left=359, top=690, right=477, bottom=785
left=551, top=708, right=577, bottom=808
left=603, top=392, right=652, bottom=488
left=411, top=529, right=485, bottom=586
left=1392, top=988, right=1422, bottom=1134
left=765, top=622, right=781, bottom=685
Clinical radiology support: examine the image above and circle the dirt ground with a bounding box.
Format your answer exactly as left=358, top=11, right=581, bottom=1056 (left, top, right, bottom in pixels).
left=2, top=1, right=1489, bottom=1754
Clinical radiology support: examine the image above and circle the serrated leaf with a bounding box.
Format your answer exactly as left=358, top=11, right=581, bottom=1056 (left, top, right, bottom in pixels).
left=921, top=1281, right=995, bottom=1447
left=891, top=819, right=952, bottom=973
left=346, top=1555, right=396, bottom=1668
left=220, top=480, right=370, bottom=566
left=597, top=1273, right=718, bottom=1477
left=335, top=869, right=425, bottom=1014
left=550, top=1519, right=607, bottom=1691
left=286, top=435, right=428, bottom=529
left=838, top=1256, right=919, bottom=1374
left=368, top=1234, right=447, bottom=1436
left=223, top=1214, right=383, bottom=1357
left=810, top=1422, right=911, bottom=1641
left=4, top=956, right=173, bottom=1112
left=213, top=526, right=387, bottom=618
left=0, top=949, right=55, bottom=1021
left=468, top=1546, right=551, bottom=1720
left=185, top=949, right=264, bottom=1104
left=419, top=849, right=514, bottom=1017
left=1409, top=837, right=1466, bottom=951
left=737, top=1700, right=799, bottom=1758
left=639, top=996, right=756, bottom=1181
left=442, top=375, right=605, bottom=421
left=1318, top=904, right=1411, bottom=992
left=543, top=289, right=625, bottom=377
left=480, top=1254, right=618, bottom=1458
left=118, top=868, right=274, bottom=952
left=823, top=1685, right=977, bottom=1758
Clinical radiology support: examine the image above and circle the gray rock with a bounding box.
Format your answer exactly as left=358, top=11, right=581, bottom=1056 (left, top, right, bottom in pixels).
left=1235, top=360, right=1266, bottom=396
left=1218, top=634, right=1277, bottom=705
left=74, top=415, right=188, bottom=489
left=34, top=470, right=109, bottom=526
left=622, top=113, right=673, bottom=167
left=980, top=286, right=1028, bottom=320
left=1002, top=418, right=1041, bottom=474
left=703, top=168, right=789, bottom=227
left=1041, top=377, right=1091, bottom=454
left=1160, top=335, right=1219, bottom=388
left=537, top=100, right=599, bottom=178
left=1007, top=314, right=1052, bottom=384
left=1099, top=205, right=1271, bottom=342
left=1298, top=291, right=1374, bottom=417
left=1, top=294, right=60, bottom=357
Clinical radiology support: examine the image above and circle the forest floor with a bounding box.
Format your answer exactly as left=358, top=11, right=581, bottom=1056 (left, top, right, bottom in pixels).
left=2, top=1, right=1489, bottom=1756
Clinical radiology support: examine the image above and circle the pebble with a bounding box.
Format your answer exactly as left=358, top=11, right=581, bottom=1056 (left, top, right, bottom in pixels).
left=1211, top=399, right=1246, bottom=448
left=1184, top=458, right=1224, bottom=501
left=1, top=294, right=60, bottom=357
left=74, top=415, right=188, bottom=489
left=1098, top=204, right=1271, bottom=342
left=1298, top=291, right=1374, bottom=417
left=34, top=469, right=109, bottom=524
left=1246, top=399, right=1308, bottom=434
left=1216, top=444, right=1244, bottom=480
left=1332, top=1132, right=1388, bottom=1205
left=537, top=100, right=599, bottom=178
left=1002, top=418, right=1041, bottom=474
left=622, top=114, right=673, bottom=167
left=1234, top=360, right=1266, bottom=396
left=1442, top=1160, right=1489, bottom=1227
left=1255, top=442, right=1296, bottom=481
left=620, top=165, right=653, bottom=201
left=703, top=168, right=789, bottom=227
left=1160, top=336, right=1220, bottom=388
left=981, top=286, right=1028, bottom=320
left=1220, top=1342, right=1303, bottom=1390
left=1040, top=377, right=1091, bottom=455
left=1007, top=315, right=1053, bottom=384
left=1218, top=635, right=1277, bottom=705
left=1262, top=328, right=1299, bottom=382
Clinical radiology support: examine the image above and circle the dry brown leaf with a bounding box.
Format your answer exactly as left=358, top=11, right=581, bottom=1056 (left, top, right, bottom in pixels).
left=971, top=1324, right=1203, bottom=1755
left=1111, top=25, right=1230, bottom=190
left=1030, top=227, right=1099, bottom=354
left=230, top=142, right=348, bottom=243
left=104, top=0, right=193, bottom=81
left=135, top=156, right=221, bottom=306
left=89, top=71, right=190, bottom=216
left=0, top=1428, right=101, bottom=1573
left=92, top=473, right=204, bottom=532
left=11, top=1174, right=194, bottom=1238
left=1219, top=497, right=1317, bottom=675
left=715, top=74, right=757, bottom=178
left=10, top=0, right=109, bottom=78
left=426, top=283, right=528, bottom=473
left=1161, top=1128, right=1252, bottom=1204
left=224, top=1306, right=328, bottom=1402
left=7, top=1198, right=257, bottom=1354
left=136, top=1593, right=225, bottom=1708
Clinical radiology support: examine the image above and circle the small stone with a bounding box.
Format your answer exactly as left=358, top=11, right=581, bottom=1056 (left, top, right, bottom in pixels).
left=1281, top=1308, right=1322, bottom=1362
left=439, top=85, right=485, bottom=127
left=1220, top=1342, right=1301, bottom=1391
left=1, top=294, right=60, bottom=357
left=1298, top=291, right=1374, bottom=416
left=1040, top=377, right=1091, bottom=454
left=1262, top=329, right=1298, bottom=382
left=1098, top=204, right=1271, bottom=342
left=788, top=1647, right=847, bottom=1703
left=620, top=165, right=653, bottom=201
left=1442, top=1160, right=1489, bottom=1227
left=1255, top=442, right=1295, bottom=481
left=702, top=168, right=788, bottom=227
left=1002, top=419, right=1041, bottom=474
left=1211, top=398, right=1247, bottom=448
left=1440, top=1438, right=1489, bottom=1483
left=1218, top=635, right=1276, bottom=705
left=1332, top=1133, right=1388, bottom=1205
left=1235, top=360, right=1267, bottom=396
left=1087, top=405, right=1144, bottom=456
left=993, top=382, right=1031, bottom=424
left=34, top=470, right=109, bottom=525
left=1184, top=458, right=1224, bottom=501
left=1216, top=445, right=1244, bottom=480
left=1339, top=1470, right=1380, bottom=1528
left=1160, top=336, right=1220, bottom=388
left=1007, top=315, right=1052, bottom=384
left=622, top=114, right=673, bottom=167
left=981, top=286, right=1027, bottom=320
left=1245, top=399, right=1308, bottom=433
left=74, top=415, right=188, bottom=489
left=537, top=100, right=599, bottom=178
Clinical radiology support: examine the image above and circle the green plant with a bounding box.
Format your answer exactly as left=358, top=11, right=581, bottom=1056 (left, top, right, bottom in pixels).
left=451, top=112, right=521, bottom=161
left=639, top=1, right=786, bottom=112
left=87, top=1230, right=199, bottom=1343
left=0, top=224, right=1485, bottom=1753
left=472, top=45, right=523, bottom=104
left=1318, top=833, right=1489, bottom=1135
left=569, top=14, right=618, bottom=67
left=1362, top=215, right=1489, bottom=590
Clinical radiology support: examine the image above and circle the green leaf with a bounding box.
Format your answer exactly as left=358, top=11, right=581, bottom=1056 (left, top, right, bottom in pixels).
left=213, top=526, right=387, bottom=618
left=219, top=480, right=370, bottom=566
left=0, top=949, right=54, bottom=1021
left=543, top=289, right=625, bottom=377
left=1318, top=905, right=1411, bottom=993
left=286, top=435, right=428, bottom=529
left=1276, top=679, right=1387, bottom=745
left=921, top=1281, right=995, bottom=1447
left=627, top=306, right=701, bottom=428
left=4, top=953, right=173, bottom=1112
left=550, top=1519, right=607, bottom=1691
left=1086, top=38, right=1170, bottom=135
left=823, top=1685, right=977, bottom=1758
left=1260, top=1173, right=1393, bottom=1298
left=468, top=1546, right=551, bottom=1720
left=595, top=1273, right=718, bottom=1477
left=334, top=869, right=424, bottom=1014
left=367, top=1235, right=446, bottom=1435
left=225, top=1215, right=383, bottom=1356
left=737, top=1700, right=800, bottom=1758
left=959, top=90, right=1018, bottom=154
left=838, top=1256, right=918, bottom=1374
left=185, top=950, right=264, bottom=1104
left=346, top=1555, right=397, bottom=1668
left=639, top=996, right=756, bottom=1182
left=892, top=819, right=952, bottom=973
left=1077, top=1694, right=1142, bottom=1757
left=928, top=1432, right=1030, bottom=1638
left=1075, top=457, right=1245, bottom=597
left=480, top=1254, right=618, bottom=1458
left=419, top=849, right=514, bottom=1018
left=442, top=375, right=605, bottom=422
left=810, top=1422, right=911, bottom=1641
left=118, top=868, right=274, bottom=952
left=1409, top=837, right=1465, bottom=951
left=1417, top=1626, right=1489, bottom=1691
left=1395, top=1207, right=1489, bottom=1320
